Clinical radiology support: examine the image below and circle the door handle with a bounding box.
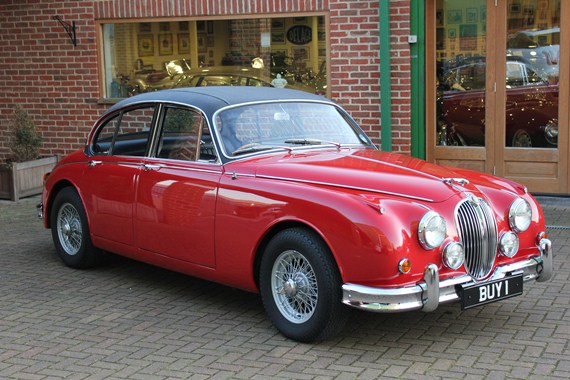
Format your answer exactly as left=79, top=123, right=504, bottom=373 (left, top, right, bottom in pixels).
left=143, top=164, right=161, bottom=171
left=87, top=160, right=102, bottom=168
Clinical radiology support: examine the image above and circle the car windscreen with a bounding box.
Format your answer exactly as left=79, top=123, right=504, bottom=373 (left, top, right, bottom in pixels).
left=215, top=102, right=372, bottom=157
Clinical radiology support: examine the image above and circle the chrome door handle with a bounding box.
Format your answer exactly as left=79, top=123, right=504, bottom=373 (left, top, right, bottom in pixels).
left=87, top=160, right=102, bottom=167
left=143, top=164, right=161, bottom=171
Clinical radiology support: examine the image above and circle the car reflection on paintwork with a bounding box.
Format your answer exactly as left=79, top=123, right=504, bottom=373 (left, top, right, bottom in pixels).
left=438, top=61, right=559, bottom=147
left=40, top=87, right=553, bottom=342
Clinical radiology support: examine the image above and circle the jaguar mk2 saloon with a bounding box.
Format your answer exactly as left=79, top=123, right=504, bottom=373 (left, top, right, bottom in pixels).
left=40, top=87, right=553, bottom=342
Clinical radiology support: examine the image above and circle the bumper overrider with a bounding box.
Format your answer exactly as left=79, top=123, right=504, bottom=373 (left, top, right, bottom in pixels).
left=342, top=238, right=553, bottom=312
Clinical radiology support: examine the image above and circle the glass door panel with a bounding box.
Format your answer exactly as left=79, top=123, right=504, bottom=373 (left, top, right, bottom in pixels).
left=436, top=0, right=488, bottom=147
left=505, top=0, right=560, bottom=148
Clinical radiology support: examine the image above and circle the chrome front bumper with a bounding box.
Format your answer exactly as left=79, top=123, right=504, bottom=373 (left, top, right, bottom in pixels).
left=342, top=238, right=553, bottom=312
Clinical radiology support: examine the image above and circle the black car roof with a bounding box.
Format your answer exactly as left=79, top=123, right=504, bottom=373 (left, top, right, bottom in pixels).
left=106, top=86, right=333, bottom=118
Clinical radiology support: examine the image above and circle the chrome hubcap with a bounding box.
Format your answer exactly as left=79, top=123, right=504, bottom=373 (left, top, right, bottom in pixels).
left=271, top=250, right=318, bottom=324
left=57, top=203, right=82, bottom=256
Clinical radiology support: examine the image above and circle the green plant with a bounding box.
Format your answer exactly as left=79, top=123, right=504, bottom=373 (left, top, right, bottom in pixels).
left=10, top=106, right=42, bottom=162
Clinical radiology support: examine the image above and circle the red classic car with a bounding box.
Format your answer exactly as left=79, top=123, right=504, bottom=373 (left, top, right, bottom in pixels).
left=40, top=87, right=553, bottom=342
left=439, top=61, right=559, bottom=147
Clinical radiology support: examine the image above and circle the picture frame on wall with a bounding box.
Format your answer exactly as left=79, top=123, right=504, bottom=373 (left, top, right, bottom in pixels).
left=271, top=32, right=285, bottom=44
left=447, top=10, right=462, bottom=24
left=272, top=18, right=285, bottom=30
left=178, top=34, right=190, bottom=54
left=138, top=34, right=154, bottom=57
left=158, top=33, right=173, bottom=56
left=198, top=36, right=207, bottom=53
left=292, top=46, right=309, bottom=61
left=139, top=23, right=151, bottom=33
left=466, top=8, right=477, bottom=23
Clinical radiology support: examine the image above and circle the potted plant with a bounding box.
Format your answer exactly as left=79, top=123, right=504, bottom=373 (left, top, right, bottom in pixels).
left=0, top=106, right=58, bottom=201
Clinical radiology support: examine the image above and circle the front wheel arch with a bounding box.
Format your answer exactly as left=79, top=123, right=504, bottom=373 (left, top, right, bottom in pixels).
left=253, top=220, right=340, bottom=289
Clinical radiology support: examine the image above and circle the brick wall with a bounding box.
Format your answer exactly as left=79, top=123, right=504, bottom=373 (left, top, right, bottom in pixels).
left=0, top=0, right=412, bottom=161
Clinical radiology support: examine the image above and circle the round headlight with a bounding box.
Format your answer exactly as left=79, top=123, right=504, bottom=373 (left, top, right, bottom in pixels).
left=500, top=231, right=519, bottom=258
left=443, top=242, right=464, bottom=270
left=509, top=198, right=532, bottom=232
left=418, top=211, right=447, bottom=249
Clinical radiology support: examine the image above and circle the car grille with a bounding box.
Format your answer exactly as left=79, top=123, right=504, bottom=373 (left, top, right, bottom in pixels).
left=456, top=196, right=498, bottom=280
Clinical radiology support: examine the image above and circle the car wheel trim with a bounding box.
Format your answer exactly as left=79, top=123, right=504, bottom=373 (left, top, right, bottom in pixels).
left=271, top=249, right=318, bottom=324
left=56, top=202, right=82, bottom=256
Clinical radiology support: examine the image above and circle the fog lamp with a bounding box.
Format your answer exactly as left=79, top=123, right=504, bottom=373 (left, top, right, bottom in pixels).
left=443, top=242, right=464, bottom=270
left=500, top=231, right=519, bottom=258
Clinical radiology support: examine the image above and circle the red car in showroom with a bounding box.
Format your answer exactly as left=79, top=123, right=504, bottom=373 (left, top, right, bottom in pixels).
left=40, top=87, right=553, bottom=342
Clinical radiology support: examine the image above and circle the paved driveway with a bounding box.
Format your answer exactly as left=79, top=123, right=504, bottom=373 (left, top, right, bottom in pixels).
left=1, top=196, right=569, bottom=379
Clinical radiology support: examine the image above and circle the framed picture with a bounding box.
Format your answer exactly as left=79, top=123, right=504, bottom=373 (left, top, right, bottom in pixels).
left=447, top=10, right=462, bottom=24
left=158, top=33, right=173, bottom=56
left=294, top=17, right=307, bottom=23
left=207, top=36, right=215, bottom=47
left=510, top=2, right=521, bottom=14
left=179, top=21, right=189, bottom=31
left=317, top=31, right=326, bottom=42
left=198, top=36, right=207, bottom=53
left=271, top=32, right=285, bottom=44
left=197, top=21, right=205, bottom=32
left=466, top=8, right=477, bottom=23
left=448, top=28, right=456, bottom=39
left=272, top=18, right=285, bottom=30
left=178, top=33, right=190, bottom=54
left=460, top=24, right=478, bottom=38
left=436, top=10, right=444, bottom=26
left=159, top=22, right=170, bottom=32
left=138, top=34, right=154, bottom=57
left=207, top=21, right=214, bottom=34
left=292, top=46, right=309, bottom=61
left=139, top=22, right=151, bottom=33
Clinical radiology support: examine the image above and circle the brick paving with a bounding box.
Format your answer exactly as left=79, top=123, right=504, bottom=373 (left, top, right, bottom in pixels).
left=0, top=195, right=569, bottom=379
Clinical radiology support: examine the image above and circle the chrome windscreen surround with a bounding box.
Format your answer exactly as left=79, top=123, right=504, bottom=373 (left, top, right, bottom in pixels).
left=455, top=195, right=498, bottom=280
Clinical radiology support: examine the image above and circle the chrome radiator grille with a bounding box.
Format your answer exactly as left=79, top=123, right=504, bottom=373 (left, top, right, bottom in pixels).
left=456, top=197, right=498, bottom=280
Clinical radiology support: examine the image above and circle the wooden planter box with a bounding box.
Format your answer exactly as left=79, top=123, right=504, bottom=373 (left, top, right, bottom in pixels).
left=0, top=156, right=58, bottom=201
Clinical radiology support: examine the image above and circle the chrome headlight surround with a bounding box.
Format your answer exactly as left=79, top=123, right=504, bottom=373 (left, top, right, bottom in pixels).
left=509, top=198, right=532, bottom=232
left=499, top=231, right=519, bottom=258
left=418, top=211, right=447, bottom=249
left=442, top=242, right=464, bottom=270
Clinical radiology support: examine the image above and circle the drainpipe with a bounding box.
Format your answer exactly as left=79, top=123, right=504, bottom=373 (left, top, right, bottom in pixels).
left=379, top=0, right=392, bottom=152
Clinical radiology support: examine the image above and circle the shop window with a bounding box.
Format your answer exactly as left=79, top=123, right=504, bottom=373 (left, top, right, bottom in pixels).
left=101, top=16, right=327, bottom=100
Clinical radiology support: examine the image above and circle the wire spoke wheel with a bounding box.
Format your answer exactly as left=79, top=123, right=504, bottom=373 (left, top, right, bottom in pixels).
left=50, top=187, right=100, bottom=269
left=271, top=249, right=318, bottom=323
left=56, top=203, right=83, bottom=255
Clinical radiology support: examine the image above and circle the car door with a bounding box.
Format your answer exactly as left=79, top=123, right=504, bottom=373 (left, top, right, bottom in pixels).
left=83, top=105, right=157, bottom=246
left=135, top=105, right=220, bottom=267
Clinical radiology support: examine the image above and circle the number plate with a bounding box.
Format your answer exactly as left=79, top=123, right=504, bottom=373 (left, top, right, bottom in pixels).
left=459, top=274, right=523, bottom=310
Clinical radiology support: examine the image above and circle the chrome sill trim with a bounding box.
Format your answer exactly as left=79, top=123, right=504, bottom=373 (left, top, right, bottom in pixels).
left=342, top=242, right=552, bottom=313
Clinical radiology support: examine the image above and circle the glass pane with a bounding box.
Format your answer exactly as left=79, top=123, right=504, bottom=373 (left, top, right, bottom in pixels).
left=436, top=0, right=487, bottom=146
left=505, top=0, right=560, bottom=148
left=101, top=17, right=327, bottom=99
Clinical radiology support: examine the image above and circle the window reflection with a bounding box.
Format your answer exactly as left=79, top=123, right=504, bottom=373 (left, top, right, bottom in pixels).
left=435, top=0, right=560, bottom=148
left=102, top=17, right=328, bottom=99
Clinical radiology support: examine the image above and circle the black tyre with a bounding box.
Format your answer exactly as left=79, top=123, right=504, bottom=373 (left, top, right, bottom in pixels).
left=50, top=187, right=100, bottom=269
left=259, top=228, right=349, bottom=342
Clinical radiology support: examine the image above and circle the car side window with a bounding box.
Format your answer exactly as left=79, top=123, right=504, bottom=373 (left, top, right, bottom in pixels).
left=156, top=107, right=217, bottom=162
left=92, top=106, right=155, bottom=156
